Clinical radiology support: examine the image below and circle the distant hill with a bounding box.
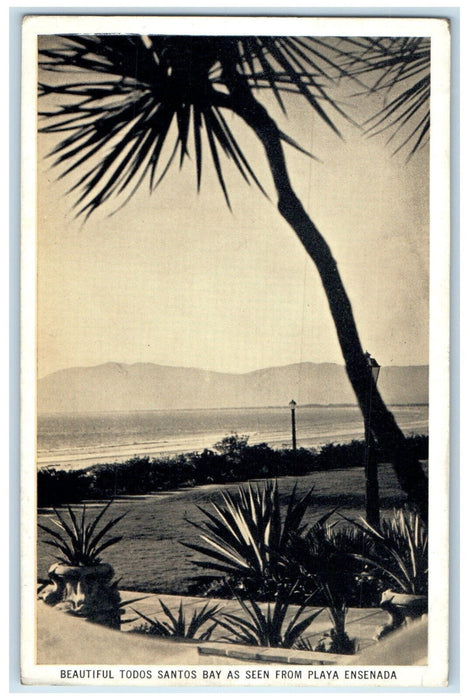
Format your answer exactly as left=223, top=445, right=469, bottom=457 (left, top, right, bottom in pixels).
left=37, top=362, right=428, bottom=413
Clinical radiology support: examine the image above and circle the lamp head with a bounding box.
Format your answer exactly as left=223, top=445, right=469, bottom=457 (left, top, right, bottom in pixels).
left=365, top=352, right=381, bottom=383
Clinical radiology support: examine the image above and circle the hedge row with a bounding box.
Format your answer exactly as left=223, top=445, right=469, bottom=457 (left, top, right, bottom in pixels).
left=37, top=434, right=428, bottom=508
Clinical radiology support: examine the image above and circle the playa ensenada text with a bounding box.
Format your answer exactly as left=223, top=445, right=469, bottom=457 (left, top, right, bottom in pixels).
left=59, top=668, right=398, bottom=682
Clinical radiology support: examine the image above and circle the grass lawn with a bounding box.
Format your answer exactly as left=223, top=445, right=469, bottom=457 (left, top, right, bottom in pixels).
left=37, top=465, right=406, bottom=594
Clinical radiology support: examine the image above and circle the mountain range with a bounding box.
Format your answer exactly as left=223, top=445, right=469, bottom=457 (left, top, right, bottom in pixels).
left=37, top=361, right=429, bottom=413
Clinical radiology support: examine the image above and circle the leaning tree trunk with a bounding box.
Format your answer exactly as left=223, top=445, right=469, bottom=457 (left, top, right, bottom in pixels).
left=218, top=80, right=428, bottom=522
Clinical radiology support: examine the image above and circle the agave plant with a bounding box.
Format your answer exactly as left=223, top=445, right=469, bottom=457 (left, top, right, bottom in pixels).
left=132, top=599, right=220, bottom=641
left=217, top=589, right=324, bottom=649
left=341, top=507, right=428, bottom=595
left=38, top=501, right=127, bottom=566
left=183, top=481, right=315, bottom=590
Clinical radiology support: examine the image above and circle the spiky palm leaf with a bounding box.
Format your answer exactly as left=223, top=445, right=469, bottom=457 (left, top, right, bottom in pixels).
left=340, top=37, right=431, bottom=158
left=38, top=35, right=364, bottom=217
left=317, top=591, right=357, bottom=655
left=182, top=480, right=315, bottom=582
left=38, top=501, right=127, bottom=566
left=39, top=35, right=431, bottom=218
left=340, top=507, right=428, bottom=594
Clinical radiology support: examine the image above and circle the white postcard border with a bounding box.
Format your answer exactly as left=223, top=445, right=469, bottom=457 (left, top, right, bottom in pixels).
left=20, top=13, right=451, bottom=688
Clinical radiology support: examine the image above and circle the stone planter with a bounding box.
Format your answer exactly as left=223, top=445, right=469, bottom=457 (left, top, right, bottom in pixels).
left=38, top=562, right=122, bottom=629
left=377, top=590, right=427, bottom=639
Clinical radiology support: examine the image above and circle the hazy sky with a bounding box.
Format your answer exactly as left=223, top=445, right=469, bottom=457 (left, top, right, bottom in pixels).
left=37, top=47, right=429, bottom=378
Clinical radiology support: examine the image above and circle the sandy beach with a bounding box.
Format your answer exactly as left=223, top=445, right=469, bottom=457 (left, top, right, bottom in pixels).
left=37, top=407, right=428, bottom=471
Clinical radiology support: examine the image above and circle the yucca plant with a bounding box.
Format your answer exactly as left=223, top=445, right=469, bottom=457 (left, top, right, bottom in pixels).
left=341, top=507, right=428, bottom=595
left=38, top=501, right=127, bottom=566
left=217, top=588, right=324, bottom=649
left=183, top=481, right=315, bottom=592
left=131, top=599, right=220, bottom=641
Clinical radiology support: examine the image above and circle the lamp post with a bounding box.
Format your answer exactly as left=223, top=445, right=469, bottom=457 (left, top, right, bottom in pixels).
left=364, top=353, right=381, bottom=529
left=289, top=399, right=297, bottom=453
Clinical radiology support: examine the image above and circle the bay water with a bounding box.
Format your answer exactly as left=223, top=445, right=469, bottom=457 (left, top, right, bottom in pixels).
left=37, top=404, right=428, bottom=471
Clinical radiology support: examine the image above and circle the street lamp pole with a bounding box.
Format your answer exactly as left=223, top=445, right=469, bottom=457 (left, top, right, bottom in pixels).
left=289, top=399, right=297, bottom=453
left=364, top=353, right=381, bottom=529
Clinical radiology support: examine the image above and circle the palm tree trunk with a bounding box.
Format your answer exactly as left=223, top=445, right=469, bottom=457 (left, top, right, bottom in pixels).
left=217, top=81, right=428, bottom=522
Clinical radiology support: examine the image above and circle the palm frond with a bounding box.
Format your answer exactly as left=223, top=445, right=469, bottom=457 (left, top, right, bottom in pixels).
left=39, top=35, right=270, bottom=216
left=39, top=34, right=430, bottom=216
left=38, top=34, right=367, bottom=217
left=339, top=36, right=431, bottom=157
left=283, top=605, right=324, bottom=648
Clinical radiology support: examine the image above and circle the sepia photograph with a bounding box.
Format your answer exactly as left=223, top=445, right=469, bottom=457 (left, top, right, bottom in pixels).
left=21, top=14, right=450, bottom=687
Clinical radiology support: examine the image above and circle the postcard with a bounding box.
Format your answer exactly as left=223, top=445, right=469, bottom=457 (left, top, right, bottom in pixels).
left=21, top=14, right=450, bottom=687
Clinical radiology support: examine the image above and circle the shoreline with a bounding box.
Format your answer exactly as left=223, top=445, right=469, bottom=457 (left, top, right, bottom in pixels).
left=37, top=402, right=429, bottom=416
left=37, top=405, right=428, bottom=472
left=37, top=434, right=359, bottom=471
left=37, top=422, right=428, bottom=472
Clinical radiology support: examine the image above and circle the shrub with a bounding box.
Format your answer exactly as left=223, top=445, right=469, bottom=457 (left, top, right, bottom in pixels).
left=37, top=467, right=92, bottom=507
left=90, top=457, right=154, bottom=496
left=213, top=433, right=250, bottom=456
left=191, top=449, right=232, bottom=484
left=37, top=433, right=427, bottom=506
left=275, top=447, right=316, bottom=476
left=315, top=440, right=366, bottom=471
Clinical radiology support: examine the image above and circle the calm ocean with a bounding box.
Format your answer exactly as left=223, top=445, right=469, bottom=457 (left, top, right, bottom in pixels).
left=37, top=404, right=428, bottom=471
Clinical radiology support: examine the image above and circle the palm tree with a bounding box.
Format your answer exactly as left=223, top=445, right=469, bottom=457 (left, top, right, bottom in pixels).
left=38, top=35, right=430, bottom=519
